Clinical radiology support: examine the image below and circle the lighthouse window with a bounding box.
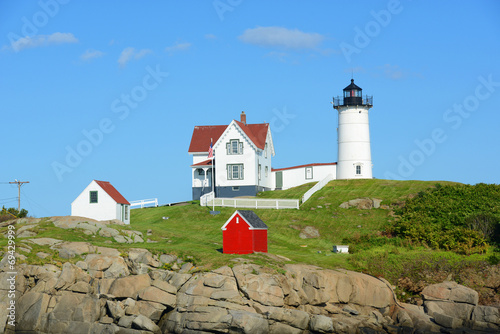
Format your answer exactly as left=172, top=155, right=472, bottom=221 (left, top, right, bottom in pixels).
left=356, top=165, right=362, bottom=175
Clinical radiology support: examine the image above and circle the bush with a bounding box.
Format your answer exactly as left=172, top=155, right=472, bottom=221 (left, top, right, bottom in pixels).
left=390, top=183, right=500, bottom=254
left=0, top=206, right=28, bottom=222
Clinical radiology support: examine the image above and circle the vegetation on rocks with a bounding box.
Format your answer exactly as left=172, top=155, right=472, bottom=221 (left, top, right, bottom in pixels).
left=390, top=183, right=500, bottom=254
left=0, top=206, right=28, bottom=222
left=1, top=179, right=499, bottom=307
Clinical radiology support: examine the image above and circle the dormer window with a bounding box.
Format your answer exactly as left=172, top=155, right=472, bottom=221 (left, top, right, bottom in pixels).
left=227, top=139, right=243, bottom=155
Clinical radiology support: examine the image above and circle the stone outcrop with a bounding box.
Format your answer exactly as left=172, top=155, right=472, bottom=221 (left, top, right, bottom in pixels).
left=9, top=216, right=145, bottom=244
left=339, top=198, right=383, bottom=210
left=2, top=244, right=499, bottom=334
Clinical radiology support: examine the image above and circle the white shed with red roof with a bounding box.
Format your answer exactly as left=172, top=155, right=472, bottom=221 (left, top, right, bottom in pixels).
left=71, top=180, right=131, bottom=224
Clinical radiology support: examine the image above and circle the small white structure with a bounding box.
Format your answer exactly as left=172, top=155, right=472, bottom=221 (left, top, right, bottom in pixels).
left=333, top=79, right=374, bottom=179
left=271, top=163, right=336, bottom=190
left=333, top=245, right=349, bottom=254
left=71, top=180, right=131, bottom=224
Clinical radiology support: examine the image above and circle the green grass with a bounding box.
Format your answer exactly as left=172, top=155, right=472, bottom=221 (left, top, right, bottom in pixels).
left=256, top=182, right=316, bottom=199
left=124, top=179, right=465, bottom=271
left=2, top=178, right=494, bottom=285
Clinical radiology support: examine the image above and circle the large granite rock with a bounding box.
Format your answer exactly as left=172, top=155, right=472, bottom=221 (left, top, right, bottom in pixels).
left=7, top=258, right=500, bottom=334
left=339, top=198, right=383, bottom=210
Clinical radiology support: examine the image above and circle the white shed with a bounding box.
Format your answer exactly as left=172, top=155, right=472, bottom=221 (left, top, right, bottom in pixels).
left=333, top=245, right=349, bottom=254
left=71, top=180, right=131, bottom=224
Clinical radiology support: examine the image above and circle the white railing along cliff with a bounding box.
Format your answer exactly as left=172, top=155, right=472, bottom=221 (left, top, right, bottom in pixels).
left=301, top=174, right=334, bottom=204
left=130, top=198, right=158, bottom=209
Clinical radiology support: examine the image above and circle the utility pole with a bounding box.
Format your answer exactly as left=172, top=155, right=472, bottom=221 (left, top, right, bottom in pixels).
left=9, top=180, right=29, bottom=213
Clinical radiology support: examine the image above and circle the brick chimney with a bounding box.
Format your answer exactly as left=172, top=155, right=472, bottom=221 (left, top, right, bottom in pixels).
left=240, top=111, right=247, bottom=125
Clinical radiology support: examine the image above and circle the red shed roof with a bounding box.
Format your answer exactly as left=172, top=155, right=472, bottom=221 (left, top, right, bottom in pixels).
left=188, top=121, right=269, bottom=153
left=94, top=180, right=130, bottom=205
left=221, top=210, right=268, bottom=230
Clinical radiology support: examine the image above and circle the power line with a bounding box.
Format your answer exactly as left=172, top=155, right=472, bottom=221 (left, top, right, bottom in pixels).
left=21, top=188, right=53, bottom=217
left=9, top=180, right=29, bottom=212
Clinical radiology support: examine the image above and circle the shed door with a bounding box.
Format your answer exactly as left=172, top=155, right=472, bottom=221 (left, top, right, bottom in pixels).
left=275, top=171, right=283, bottom=189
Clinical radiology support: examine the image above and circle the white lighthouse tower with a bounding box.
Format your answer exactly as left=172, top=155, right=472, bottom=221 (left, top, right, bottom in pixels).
left=333, top=79, right=374, bottom=179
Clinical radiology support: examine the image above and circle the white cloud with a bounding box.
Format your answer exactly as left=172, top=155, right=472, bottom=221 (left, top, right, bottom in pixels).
left=165, top=42, right=192, bottom=54
left=205, top=34, right=217, bottom=40
left=117, top=47, right=152, bottom=67
left=80, top=49, right=105, bottom=61
left=239, top=26, right=324, bottom=49
left=375, top=64, right=423, bottom=80
left=8, top=32, right=78, bottom=52
left=344, top=66, right=366, bottom=74
left=383, top=64, right=404, bottom=80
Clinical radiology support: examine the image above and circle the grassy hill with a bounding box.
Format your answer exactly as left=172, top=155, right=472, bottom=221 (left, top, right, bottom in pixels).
left=4, top=178, right=499, bottom=303
left=130, top=179, right=468, bottom=270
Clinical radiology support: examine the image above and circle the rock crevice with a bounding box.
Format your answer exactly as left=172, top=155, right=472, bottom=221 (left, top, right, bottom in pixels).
left=2, top=244, right=499, bottom=333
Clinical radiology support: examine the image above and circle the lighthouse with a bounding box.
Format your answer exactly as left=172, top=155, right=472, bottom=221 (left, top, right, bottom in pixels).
left=333, top=79, right=374, bottom=179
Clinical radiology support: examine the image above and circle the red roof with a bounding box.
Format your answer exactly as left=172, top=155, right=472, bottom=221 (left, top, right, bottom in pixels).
left=188, top=125, right=227, bottom=153
left=234, top=121, right=269, bottom=150
left=94, top=180, right=130, bottom=205
left=188, top=121, right=269, bottom=153
left=271, top=162, right=337, bottom=172
left=191, top=159, right=214, bottom=167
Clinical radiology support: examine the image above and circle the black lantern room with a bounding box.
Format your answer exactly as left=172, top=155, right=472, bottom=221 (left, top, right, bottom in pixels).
left=343, top=79, right=363, bottom=105
left=332, top=79, right=373, bottom=109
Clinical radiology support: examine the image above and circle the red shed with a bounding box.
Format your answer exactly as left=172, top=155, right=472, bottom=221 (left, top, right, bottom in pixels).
left=221, top=210, right=268, bottom=254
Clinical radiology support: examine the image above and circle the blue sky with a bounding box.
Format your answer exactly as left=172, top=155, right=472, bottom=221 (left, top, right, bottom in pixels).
left=1, top=0, right=499, bottom=217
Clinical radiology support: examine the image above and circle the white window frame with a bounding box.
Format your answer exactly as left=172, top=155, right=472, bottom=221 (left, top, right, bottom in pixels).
left=355, top=165, right=362, bottom=175
left=227, top=139, right=243, bottom=155
left=227, top=164, right=244, bottom=180
left=89, top=191, right=98, bottom=204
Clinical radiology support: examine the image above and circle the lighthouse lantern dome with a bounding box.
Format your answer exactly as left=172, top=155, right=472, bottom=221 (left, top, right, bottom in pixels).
left=343, top=79, right=363, bottom=105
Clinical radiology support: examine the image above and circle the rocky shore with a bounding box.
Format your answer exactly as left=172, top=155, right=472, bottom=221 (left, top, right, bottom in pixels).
left=1, top=240, right=499, bottom=334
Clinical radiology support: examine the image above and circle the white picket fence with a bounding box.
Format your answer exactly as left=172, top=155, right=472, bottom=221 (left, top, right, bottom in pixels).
left=201, top=196, right=299, bottom=210
left=301, top=174, right=334, bottom=204
left=130, top=198, right=158, bottom=209
left=200, top=191, right=215, bottom=206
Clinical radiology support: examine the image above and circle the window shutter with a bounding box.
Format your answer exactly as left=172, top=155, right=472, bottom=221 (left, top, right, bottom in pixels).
left=226, top=143, right=230, bottom=155
left=227, top=165, right=231, bottom=180
left=239, top=142, right=243, bottom=154
left=240, top=164, right=244, bottom=179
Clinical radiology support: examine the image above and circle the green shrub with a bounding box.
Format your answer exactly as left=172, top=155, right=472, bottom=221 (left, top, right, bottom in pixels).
left=391, top=183, right=500, bottom=254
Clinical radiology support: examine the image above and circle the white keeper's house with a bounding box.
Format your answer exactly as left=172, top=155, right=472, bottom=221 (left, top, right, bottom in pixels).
left=188, top=112, right=275, bottom=200
left=188, top=79, right=374, bottom=200
left=71, top=180, right=131, bottom=224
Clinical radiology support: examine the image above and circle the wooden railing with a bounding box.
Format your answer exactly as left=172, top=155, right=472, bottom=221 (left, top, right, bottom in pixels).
left=130, top=198, right=158, bottom=209
left=202, top=197, right=299, bottom=210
